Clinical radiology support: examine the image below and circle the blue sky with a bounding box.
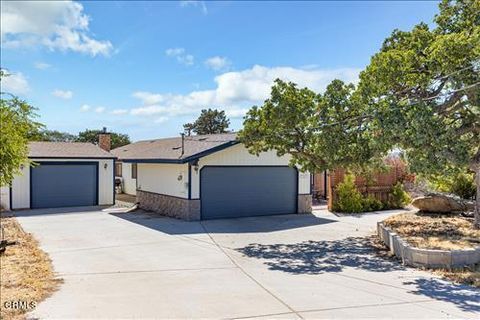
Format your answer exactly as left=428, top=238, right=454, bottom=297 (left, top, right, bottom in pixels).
left=1, top=1, right=440, bottom=141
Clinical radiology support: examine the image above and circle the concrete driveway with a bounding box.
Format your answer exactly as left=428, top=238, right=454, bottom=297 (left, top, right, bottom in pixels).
left=15, top=206, right=479, bottom=319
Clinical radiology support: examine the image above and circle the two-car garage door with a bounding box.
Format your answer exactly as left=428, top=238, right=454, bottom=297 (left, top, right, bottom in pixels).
left=31, top=162, right=98, bottom=209
left=200, top=166, right=297, bottom=219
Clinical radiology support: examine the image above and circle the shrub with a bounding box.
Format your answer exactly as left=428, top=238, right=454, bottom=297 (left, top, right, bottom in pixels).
left=428, top=171, right=476, bottom=200
left=332, top=174, right=364, bottom=213
left=450, top=172, right=476, bottom=200
left=389, top=182, right=411, bottom=208
left=362, top=195, right=384, bottom=211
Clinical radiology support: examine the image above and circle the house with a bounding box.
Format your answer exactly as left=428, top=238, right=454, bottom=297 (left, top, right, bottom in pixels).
left=111, top=133, right=312, bottom=220
left=114, top=160, right=137, bottom=196
left=0, top=133, right=115, bottom=210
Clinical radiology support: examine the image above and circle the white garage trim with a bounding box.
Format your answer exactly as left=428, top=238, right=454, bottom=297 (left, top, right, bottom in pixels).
left=10, top=158, right=115, bottom=209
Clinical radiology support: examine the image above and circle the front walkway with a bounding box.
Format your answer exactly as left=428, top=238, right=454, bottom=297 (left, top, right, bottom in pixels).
left=14, top=206, right=479, bottom=319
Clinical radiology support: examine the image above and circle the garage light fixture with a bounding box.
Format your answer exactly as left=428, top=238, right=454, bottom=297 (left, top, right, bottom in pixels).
left=104, top=163, right=108, bottom=169
left=191, top=160, right=199, bottom=173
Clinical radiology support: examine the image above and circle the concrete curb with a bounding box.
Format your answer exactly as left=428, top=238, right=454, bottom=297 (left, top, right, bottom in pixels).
left=377, top=222, right=480, bottom=269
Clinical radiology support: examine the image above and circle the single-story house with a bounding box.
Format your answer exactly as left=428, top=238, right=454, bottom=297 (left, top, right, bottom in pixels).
left=114, top=161, right=137, bottom=196
left=112, top=133, right=312, bottom=220
left=0, top=138, right=115, bottom=211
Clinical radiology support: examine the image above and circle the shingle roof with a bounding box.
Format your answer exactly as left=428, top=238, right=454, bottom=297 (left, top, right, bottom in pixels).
left=28, top=142, right=116, bottom=159
left=111, top=133, right=238, bottom=163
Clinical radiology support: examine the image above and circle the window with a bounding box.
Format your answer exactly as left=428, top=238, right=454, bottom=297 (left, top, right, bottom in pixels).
left=115, top=162, right=122, bottom=177
left=131, top=163, right=137, bottom=179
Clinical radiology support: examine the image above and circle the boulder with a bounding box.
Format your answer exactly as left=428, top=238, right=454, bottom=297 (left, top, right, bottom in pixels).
left=411, top=193, right=475, bottom=213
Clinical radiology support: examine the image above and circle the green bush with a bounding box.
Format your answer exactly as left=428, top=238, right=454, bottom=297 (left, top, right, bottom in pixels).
left=389, top=182, right=411, bottom=208
left=332, top=174, right=364, bottom=213
left=428, top=171, right=476, bottom=200
left=450, top=173, right=476, bottom=200
left=333, top=175, right=411, bottom=213
left=362, top=195, right=384, bottom=211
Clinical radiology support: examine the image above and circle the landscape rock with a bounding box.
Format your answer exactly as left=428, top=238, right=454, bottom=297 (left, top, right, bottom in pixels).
left=411, top=193, right=475, bottom=213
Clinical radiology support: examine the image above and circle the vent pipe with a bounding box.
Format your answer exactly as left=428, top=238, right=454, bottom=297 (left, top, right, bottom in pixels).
left=180, top=133, right=185, bottom=158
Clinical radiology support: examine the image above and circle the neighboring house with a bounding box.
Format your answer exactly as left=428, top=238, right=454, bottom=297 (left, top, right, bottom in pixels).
left=115, top=161, right=137, bottom=195
left=1, top=136, right=115, bottom=210
left=111, top=133, right=312, bottom=221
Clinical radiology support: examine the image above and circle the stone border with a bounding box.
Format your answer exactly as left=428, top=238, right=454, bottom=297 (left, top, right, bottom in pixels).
left=377, top=222, right=480, bottom=268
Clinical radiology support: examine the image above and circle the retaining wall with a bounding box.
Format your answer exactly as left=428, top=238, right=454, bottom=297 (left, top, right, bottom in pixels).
left=377, top=222, right=480, bottom=268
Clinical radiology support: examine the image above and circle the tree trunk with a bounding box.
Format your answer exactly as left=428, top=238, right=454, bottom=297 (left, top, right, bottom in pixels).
left=475, top=164, right=480, bottom=228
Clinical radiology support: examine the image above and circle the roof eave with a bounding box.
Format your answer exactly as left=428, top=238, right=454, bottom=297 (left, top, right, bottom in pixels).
left=120, top=140, right=239, bottom=164
left=29, top=156, right=117, bottom=160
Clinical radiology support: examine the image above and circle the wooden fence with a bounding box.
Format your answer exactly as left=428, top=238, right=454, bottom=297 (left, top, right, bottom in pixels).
left=312, top=158, right=409, bottom=210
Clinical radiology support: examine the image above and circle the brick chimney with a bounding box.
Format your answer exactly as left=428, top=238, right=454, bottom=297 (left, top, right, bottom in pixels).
left=98, top=127, right=111, bottom=152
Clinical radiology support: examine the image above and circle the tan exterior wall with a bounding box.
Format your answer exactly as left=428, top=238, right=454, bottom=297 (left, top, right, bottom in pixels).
left=119, top=162, right=137, bottom=195
left=137, top=163, right=188, bottom=198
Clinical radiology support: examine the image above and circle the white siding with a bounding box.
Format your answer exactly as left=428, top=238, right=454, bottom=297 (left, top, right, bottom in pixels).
left=190, top=143, right=310, bottom=199
left=298, top=171, right=311, bottom=194
left=0, top=186, right=10, bottom=211
left=137, top=163, right=188, bottom=198
left=10, top=158, right=114, bottom=209
left=97, top=159, right=114, bottom=205
left=119, top=162, right=137, bottom=195
left=11, top=164, right=30, bottom=209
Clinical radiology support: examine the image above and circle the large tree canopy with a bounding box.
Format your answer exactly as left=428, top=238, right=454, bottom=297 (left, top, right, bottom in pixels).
left=358, top=0, right=479, bottom=225
left=240, top=79, right=387, bottom=173
left=0, top=71, right=43, bottom=186
left=239, top=0, right=480, bottom=226
left=76, top=129, right=131, bottom=150
left=358, top=0, right=479, bottom=173
left=184, top=108, right=230, bottom=135
left=31, top=129, right=78, bottom=142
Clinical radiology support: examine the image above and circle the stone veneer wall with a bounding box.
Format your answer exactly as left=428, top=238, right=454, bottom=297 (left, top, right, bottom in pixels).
left=137, top=190, right=200, bottom=221
left=298, top=194, right=312, bottom=214
left=138, top=190, right=311, bottom=220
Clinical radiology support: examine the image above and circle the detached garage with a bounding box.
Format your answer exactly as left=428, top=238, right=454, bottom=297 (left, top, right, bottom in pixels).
left=112, top=133, right=312, bottom=220
left=5, top=141, right=115, bottom=210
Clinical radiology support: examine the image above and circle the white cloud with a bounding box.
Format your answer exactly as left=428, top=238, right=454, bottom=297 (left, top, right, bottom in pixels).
left=1, top=1, right=112, bottom=56
left=34, top=62, right=51, bottom=70
left=165, top=48, right=185, bottom=56
left=130, top=65, right=361, bottom=121
left=225, top=109, right=249, bottom=119
left=132, top=91, right=164, bottom=105
left=95, top=106, right=105, bottom=113
left=1, top=71, right=29, bottom=94
left=80, top=104, right=91, bottom=112
left=52, top=89, right=73, bottom=99
left=111, top=109, right=128, bottom=115
left=154, top=116, right=169, bottom=124
left=179, top=1, right=208, bottom=15
left=204, top=56, right=231, bottom=71
left=165, top=47, right=194, bottom=66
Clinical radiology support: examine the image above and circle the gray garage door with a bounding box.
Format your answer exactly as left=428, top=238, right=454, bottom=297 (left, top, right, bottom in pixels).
left=31, top=163, right=98, bottom=209
left=200, top=166, right=297, bottom=219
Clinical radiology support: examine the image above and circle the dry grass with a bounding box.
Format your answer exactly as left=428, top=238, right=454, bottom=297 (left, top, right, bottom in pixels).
left=370, top=233, right=480, bottom=288
left=383, top=212, right=480, bottom=250
left=434, top=265, right=480, bottom=288
left=0, top=216, right=62, bottom=320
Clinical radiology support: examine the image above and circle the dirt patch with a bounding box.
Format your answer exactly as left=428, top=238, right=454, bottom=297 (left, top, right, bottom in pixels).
left=0, top=216, right=62, bottom=320
left=383, top=212, right=480, bottom=250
